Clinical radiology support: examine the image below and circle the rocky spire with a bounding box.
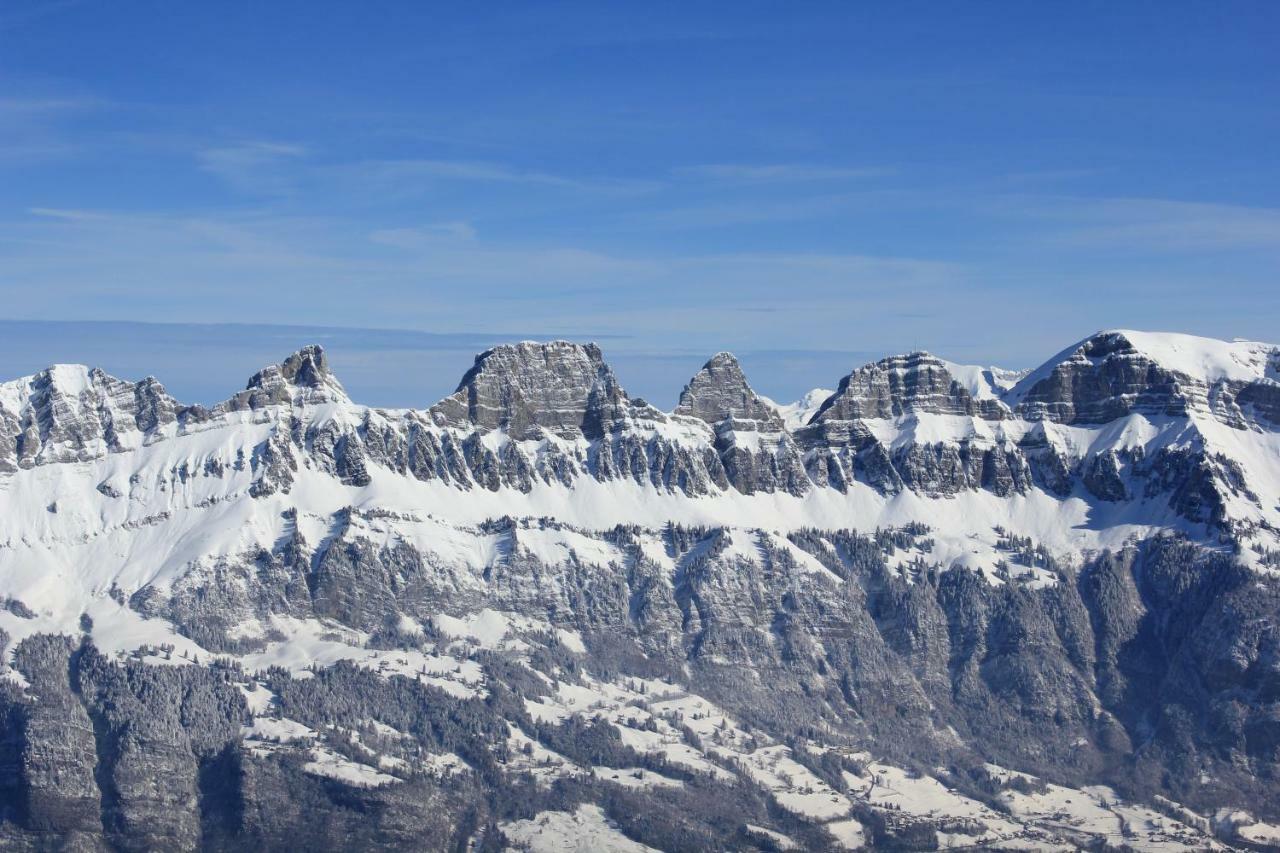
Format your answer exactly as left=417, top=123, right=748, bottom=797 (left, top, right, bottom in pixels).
left=429, top=341, right=629, bottom=440
left=278, top=344, right=336, bottom=390
left=224, top=344, right=348, bottom=410
left=675, top=353, right=808, bottom=496
left=674, top=352, right=781, bottom=428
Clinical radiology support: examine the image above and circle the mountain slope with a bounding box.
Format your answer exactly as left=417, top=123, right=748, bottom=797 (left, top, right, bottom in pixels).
left=0, top=330, right=1278, bottom=851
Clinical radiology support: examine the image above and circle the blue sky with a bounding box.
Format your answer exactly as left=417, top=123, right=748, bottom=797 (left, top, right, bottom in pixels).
left=1, top=2, right=1277, bottom=406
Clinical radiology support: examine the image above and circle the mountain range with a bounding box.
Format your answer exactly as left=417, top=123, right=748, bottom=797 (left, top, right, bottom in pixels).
left=1, top=329, right=1278, bottom=851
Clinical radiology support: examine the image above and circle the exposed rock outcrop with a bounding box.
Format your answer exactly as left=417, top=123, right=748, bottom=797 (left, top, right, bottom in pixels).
left=1, top=330, right=1279, bottom=850
left=429, top=341, right=630, bottom=440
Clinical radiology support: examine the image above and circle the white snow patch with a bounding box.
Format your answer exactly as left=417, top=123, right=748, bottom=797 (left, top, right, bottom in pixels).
left=303, top=745, right=399, bottom=788
left=434, top=609, right=513, bottom=648
left=556, top=628, right=587, bottom=654
left=823, top=818, right=866, bottom=850
left=591, top=766, right=684, bottom=791
left=501, top=804, right=658, bottom=853
left=744, top=824, right=798, bottom=849
left=768, top=388, right=835, bottom=430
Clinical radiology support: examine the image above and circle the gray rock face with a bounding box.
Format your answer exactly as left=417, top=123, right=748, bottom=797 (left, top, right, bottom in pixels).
left=1014, top=330, right=1280, bottom=430
left=1015, top=332, right=1194, bottom=424
left=430, top=341, right=629, bottom=440
left=2, top=332, right=1280, bottom=849
left=0, top=365, right=181, bottom=471
left=4, top=522, right=1276, bottom=850
left=812, top=352, right=1007, bottom=422
left=1236, top=374, right=1280, bottom=427
left=1084, top=450, right=1128, bottom=502
left=3, top=333, right=1275, bottom=530
left=248, top=426, right=298, bottom=498
left=675, top=352, right=781, bottom=427
left=0, top=408, right=19, bottom=474
left=222, top=344, right=348, bottom=411
left=131, top=376, right=179, bottom=436
left=797, top=418, right=1031, bottom=499
left=1016, top=423, right=1074, bottom=496
left=675, top=353, right=808, bottom=496
left=6, top=636, right=102, bottom=843
left=790, top=353, right=1038, bottom=498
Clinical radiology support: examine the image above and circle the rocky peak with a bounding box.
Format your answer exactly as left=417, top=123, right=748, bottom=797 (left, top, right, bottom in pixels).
left=429, top=341, right=630, bottom=440
left=0, top=364, right=182, bottom=469
left=1011, top=332, right=1170, bottom=424
left=225, top=344, right=348, bottom=410
left=1006, top=330, right=1280, bottom=425
left=130, top=376, right=180, bottom=433
left=812, top=351, right=1007, bottom=422
left=674, top=352, right=781, bottom=428
left=279, top=344, right=334, bottom=389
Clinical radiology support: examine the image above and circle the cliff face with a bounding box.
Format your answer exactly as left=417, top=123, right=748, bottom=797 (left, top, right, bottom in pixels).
left=429, top=341, right=630, bottom=440
left=1, top=533, right=1274, bottom=851
left=1012, top=330, right=1280, bottom=427
left=1, top=331, right=1279, bottom=851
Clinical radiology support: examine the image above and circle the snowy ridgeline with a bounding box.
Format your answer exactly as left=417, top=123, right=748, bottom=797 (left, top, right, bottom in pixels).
left=1, top=329, right=1278, bottom=579
left=0, top=330, right=1278, bottom=851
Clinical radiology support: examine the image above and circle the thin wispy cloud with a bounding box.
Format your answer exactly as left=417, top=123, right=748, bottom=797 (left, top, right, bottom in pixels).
left=28, top=206, right=108, bottom=221
left=368, top=159, right=574, bottom=186
left=0, top=93, right=105, bottom=163
left=185, top=142, right=668, bottom=202
left=1010, top=196, right=1280, bottom=251
left=197, top=141, right=309, bottom=194
left=337, top=158, right=661, bottom=195
left=677, top=163, right=892, bottom=183
left=369, top=221, right=479, bottom=248
left=631, top=194, right=857, bottom=229
left=2, top=202, right=957, bottom=324
left=994, top=168, right=1102, bottom=187
left=1065, top=198, right=1280, bottom=251
left=0, top=95, right=100, bottom=117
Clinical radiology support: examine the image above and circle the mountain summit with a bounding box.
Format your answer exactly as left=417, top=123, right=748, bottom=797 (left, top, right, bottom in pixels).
left=0, top=329, right=1278, bottom=851
left=675, top=351, right=781, bottom=427
left=430, top=341, right=629, bottom=439
left=228, top=343, right=349, bottom=409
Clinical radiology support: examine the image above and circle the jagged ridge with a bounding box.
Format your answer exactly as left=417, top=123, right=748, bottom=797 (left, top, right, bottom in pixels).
left=1, top=330, right=1280, bottom=850
left=2, top=331, right=1278, bottom=545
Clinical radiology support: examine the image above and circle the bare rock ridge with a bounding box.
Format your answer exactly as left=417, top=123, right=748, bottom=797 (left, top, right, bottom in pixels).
left=2, top=331, right=1279, bottom=530
left=1012, top=329, right=1280, bottom=427
left=429, top=340, right=631, bottom=439
left=674, top=351, right=782, bottom=427
left=810, top=351, right=1007, bottom=422
left=0, top=364, right=181, bottom=471
left=676, top=351, right=808, bottom=495
left=223, top=342, right=349, bottom=411
left=2, top=332, right=1280, bottom=850
left=0, top=346, right=357, bottom=473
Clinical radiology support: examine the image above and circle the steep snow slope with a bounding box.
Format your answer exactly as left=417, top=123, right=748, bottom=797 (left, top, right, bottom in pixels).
left=765, top=388, right=835, bottom=430
left=1, top=331, right=1278, bottom=852
left=1, top=331, right=1278, bottom=644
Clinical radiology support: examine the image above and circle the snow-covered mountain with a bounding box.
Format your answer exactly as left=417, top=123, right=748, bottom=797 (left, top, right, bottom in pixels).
left=1, top=330, right=1279, bottom=851
left=766, top=387, right=835, bottom=431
